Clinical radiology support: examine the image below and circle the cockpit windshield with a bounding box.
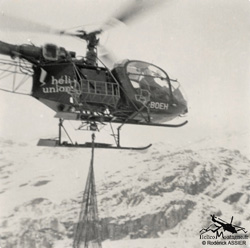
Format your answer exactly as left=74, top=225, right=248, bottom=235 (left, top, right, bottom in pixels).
left=126, top=61, right=179, bottom=103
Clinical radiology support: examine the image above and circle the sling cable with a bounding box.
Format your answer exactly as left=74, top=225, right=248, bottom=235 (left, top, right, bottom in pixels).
left=73, top=133, right=102, bottom=248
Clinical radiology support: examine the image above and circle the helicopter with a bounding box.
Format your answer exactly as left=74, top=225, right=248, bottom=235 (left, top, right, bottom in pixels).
left=0, top=1, right=188, bottom=150
left=200, top=215, right=247, bottom=238
left=210, top=215, right=247, bottom=235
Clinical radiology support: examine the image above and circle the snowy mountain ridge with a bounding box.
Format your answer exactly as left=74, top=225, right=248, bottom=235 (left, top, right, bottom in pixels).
left=0, top=136, right=250, bottom=248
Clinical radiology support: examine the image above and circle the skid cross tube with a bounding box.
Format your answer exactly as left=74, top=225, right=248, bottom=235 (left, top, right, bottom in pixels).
left=58, top=118, right=74, bottom=145
left=37, top=117, right=187, bottom=150
left=113, top=104, right=149, bottom=147
left=117, top=124, right=122, bottom=148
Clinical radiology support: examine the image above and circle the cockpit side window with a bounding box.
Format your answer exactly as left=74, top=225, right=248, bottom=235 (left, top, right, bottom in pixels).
left=126, top=61, right=173, bottom=102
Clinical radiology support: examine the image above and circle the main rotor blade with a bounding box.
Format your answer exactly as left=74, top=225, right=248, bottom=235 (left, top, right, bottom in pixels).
left=113, top=0, right=164, bottom=24
left=233, top=225, right=244, bottom=229
left=1, top=1, right=165, bottom=39
left=217, top=217, right=228, bottom=224
left=99, top=0, right=165, bottom=34
left=98, top=45, right=117, bottom=68
left=0, top=14, right=62, bottom=35
left=230, top=216, right=233, bottom=224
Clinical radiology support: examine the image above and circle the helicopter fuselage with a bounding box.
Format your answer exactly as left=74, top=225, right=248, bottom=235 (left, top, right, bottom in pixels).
left=0, top=40, right=188, bottom=125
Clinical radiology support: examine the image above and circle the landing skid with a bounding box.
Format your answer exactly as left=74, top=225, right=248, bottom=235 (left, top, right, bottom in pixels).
left=37, top=119, right=152, bottom=150
left=37, top=139, right=152, bottom=150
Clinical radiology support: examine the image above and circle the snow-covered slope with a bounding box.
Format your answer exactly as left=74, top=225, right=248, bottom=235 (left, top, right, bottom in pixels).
left=0, top=136, right=249, bottom=248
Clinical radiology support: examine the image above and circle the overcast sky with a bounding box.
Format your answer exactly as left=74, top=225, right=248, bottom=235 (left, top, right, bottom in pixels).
left=0, top=0, right=250, bottom=150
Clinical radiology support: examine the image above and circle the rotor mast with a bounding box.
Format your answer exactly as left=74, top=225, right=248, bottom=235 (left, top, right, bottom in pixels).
left=75, top=30, right=102, bottom=66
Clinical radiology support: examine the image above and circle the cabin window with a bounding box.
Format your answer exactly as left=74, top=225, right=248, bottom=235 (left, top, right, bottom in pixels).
left=126, top=61, right=173, bottom=102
